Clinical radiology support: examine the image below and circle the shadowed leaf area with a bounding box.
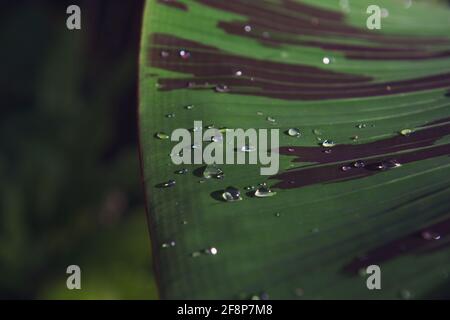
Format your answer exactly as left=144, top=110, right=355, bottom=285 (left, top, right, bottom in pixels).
left=139, top=0, right=450, bottom=299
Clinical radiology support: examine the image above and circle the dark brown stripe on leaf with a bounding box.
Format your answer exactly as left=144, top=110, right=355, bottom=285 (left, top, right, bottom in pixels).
left=196, top=0, right=450, bottom=60
left=271, top=118, right=450, bottom=189
left=343, top=216, right=450, bottom=274
left=150, top=34, right=450, bottom=100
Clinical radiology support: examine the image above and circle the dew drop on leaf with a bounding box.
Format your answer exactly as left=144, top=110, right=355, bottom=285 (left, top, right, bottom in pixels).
left=368, top=159, right=402, bottom=171
left=203, top=165, right=224, bottom=179
left=206, top=247, right=218, bottom=255
left=295, top=288, right=304, bottom=297
left=287, top=128, right=301, bottom=137
left=179, top=49, right=191, bottom=59
left=211, top=133, right=223, bottom=143
left=421, top=231, right=441, bottom=241
left=400, top=289, right=412, bottom=300
left=222, top=187, right=242, bottom=202
left=155, top=132, right=170, bottom=140
left=353, top=160, right=365, bottom=168
left=321, top=140, right=336, bottom=148
left=215, top=84, right=230, bottom=93
left=162, top=241, right=176, bottom=248
left=241, top=145, right=257, bottom=152
left=400, top=129, right=413, bottom=136
left=254, top=184, right=277, bottom=198
left=161, top=179, right=176, bottom=188
left=160, top=50, right=170, bottom=58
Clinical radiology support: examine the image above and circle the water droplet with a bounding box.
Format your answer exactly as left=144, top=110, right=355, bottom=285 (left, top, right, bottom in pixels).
left=203, top=165, right=224, bottom=179
left=185, top=104, right=194, bottom=110
left=353, top=160, right=365, bottom=168
left=206, top=247, right=218, bottom=255
left=322, top=57, right=330, bottom=65
left=324, top=149, right=332, bottom=154
left=368, top=159, right=402, bottom=171
left=256, top=111, right=263, bottom=116
left=191, top=144, right=201, bottom=150
left=262, top=31, right=270, bottom=38
left=381, top=8, right=389, bottom=18
left=235, top=70, right=243, bottom=76
left=254, top=184, right=277, bottom=198
left=341, top=165, right=352, bottom=172
left=161, top=179, right=176, bottom=188
left=313, top=129, right=322, bottom=135
left=241, top=145, right=256, bottom=152
left=215, top=84, right=230, bottom=93
left=191, top=251, right=201, bottom=258
left=155, top=132, right=169, bottom=140
left=287, top=128, right=301, bottom=137
left=421, top=231, right=441, bottom=241
left=251, top=295, right=260, bottom=300
left=175, top=168, right=189, bottom=174
left=356, top=124, right=367, bottom=129
left=288, top=148, right=295, bottom=152
left=244, top=185, right=255, bottom=191
left=400, top=129, right=413, bottom=136
left=400, top=289, right=412, bottom=300
left=244, top=25, right=252, bottom=32
left=182, top=220, right=188, bottom=225
left=222, top=187, right=242, bottom=202
left=275, top=212, right=281, bottom=217
left=179, top=49, right=191, bottom=59
left=160, top=50, right=170, bottom=58
left=266, top=116, right=276, bottom=123
left=166, top=113, right=175, bottom=118
left=321, top=140, right=336, bottom=148
left=358, top=268, right=367, bottom=277
left=339, top=0, right=350, bottom=12
left=162, top=241, right=176, bottom=248
left=351, top=135, right=359, bottom=141
left=211, top=133, right=223, bottom=143
left=386, top=85, right=392, bottom=91
left=294, top=288, right=304, bottom=297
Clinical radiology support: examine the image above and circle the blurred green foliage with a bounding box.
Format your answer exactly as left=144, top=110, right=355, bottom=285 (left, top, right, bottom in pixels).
left=0, top=0, right=157, bottom=299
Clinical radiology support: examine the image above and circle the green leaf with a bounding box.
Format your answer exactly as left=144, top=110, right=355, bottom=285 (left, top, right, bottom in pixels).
left=139, top=0, right=450, bottom=299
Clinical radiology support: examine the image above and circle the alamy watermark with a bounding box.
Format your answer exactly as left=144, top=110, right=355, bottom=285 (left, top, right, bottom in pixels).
left=170, top=121, right=279, bottom=175
left=66, top=5, right=81, bottom=30
left=365, top=265, right=381, bottom=290
left=66, top=265, right=81, bottom=290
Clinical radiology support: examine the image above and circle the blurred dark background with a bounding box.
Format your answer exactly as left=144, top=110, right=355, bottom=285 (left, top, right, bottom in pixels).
left=0, top=0, right=157, bottom=299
